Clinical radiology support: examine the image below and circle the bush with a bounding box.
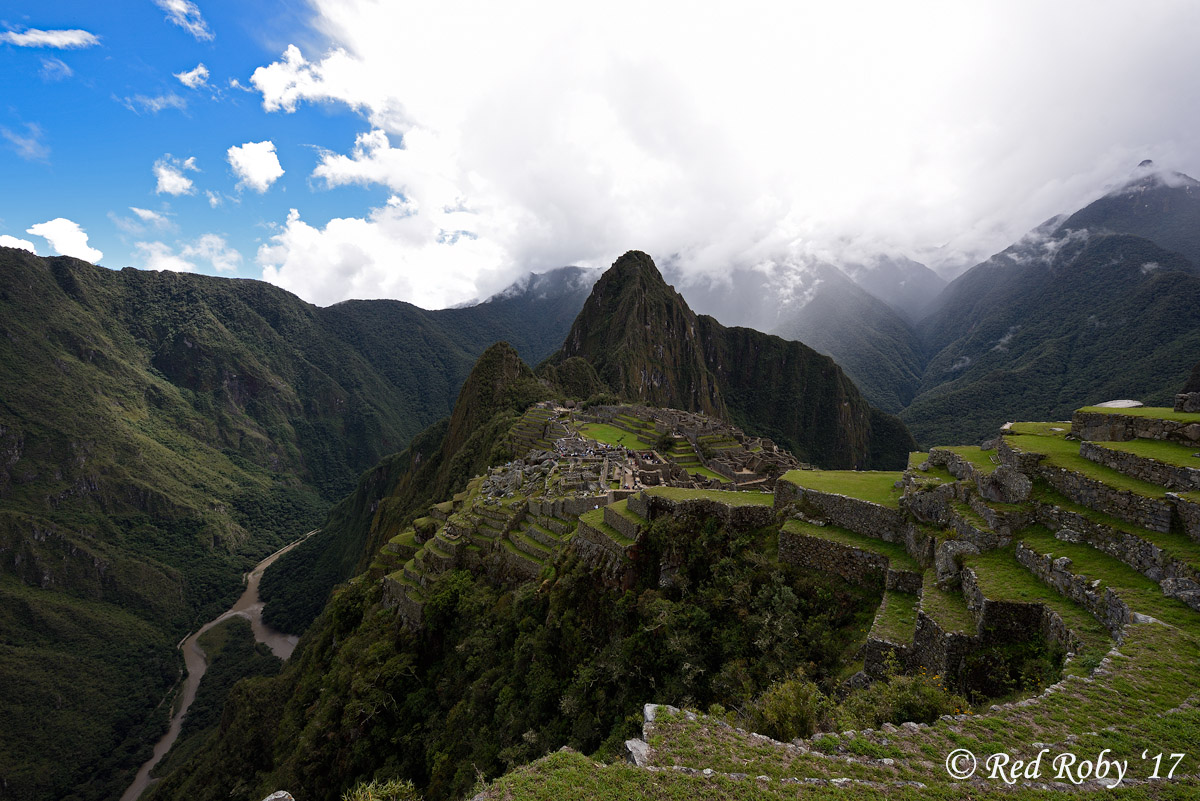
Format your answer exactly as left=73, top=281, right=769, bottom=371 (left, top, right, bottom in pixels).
left=742, top=671, right=830, bottom=741
left=342, top=779, right=421, bottom=801
left=834, top=653, right=969, bottom=729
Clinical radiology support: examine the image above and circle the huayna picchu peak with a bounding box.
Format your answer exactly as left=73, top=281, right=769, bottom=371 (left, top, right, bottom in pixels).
left=547, top=250, right=916, bottom=470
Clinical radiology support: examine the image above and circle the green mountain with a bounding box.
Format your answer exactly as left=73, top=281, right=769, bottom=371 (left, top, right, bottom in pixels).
left=258, top=342, right=550, bottom=633
left=546, top=250, right=916, bottom=469
left=0, top=248, right=589, bottom=801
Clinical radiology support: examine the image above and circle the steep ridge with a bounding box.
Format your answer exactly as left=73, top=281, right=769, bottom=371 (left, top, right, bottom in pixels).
left=0, top=248, right=586, bottom=801
left=259, top=343, right=550, bottom=633
left=551, top=251, right=725, bottom=417
left=547, top=251, right=916, bottom=469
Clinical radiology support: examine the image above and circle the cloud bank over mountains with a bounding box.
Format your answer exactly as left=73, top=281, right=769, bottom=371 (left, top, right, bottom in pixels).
left=241, top=0, right=1200, bottom=307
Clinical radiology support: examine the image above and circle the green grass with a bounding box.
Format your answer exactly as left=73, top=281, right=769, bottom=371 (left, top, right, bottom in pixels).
left=1078, top=405, right=1200, bottom=424
left=782, top=519, right=920, bottom=572
left=873, top=590, right=920, bottom=644
left=963, top=547, right=1111, bottom=657
left=1016, top=526, right=1200, bottom=631
left=577, top=508, right=635, bottom=546
left=608, top=499, right=648, bottom=527
left=685, top=464, right=731, bottom=482
left=642, top=486, right=773, bottom=506
left=1004, top=430, right=1170, bottom=499
left=1089, top=438, right=1200, bottom=471
left=780, top=469, right=904, bottom=508
left=935, top=445, right=1001, bottom=475
left=578, top=422, right=653, bottom=449
left=1031, top=484, right=1200, bottom=575
left=920, top=570, right=976, bottom=633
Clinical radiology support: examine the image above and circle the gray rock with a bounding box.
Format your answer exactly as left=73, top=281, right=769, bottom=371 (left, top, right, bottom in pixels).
left=261, top=793, right=295, bottom=801
left=624, top=738, right=651, bottom=767
left=977, top=464, right=1032, bottom=503
left=936, top=540, right=980, bottom=585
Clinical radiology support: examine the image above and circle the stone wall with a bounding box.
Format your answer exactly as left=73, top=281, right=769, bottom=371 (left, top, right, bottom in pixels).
left=997, top=437, right=1047, bottom=474
left=1015, top=542, right=1131, bottom=638
left=960, top=567, right=1079, bottom=654
left=1036, top=501, right=1200, bottom=588
left=778, top=526, right=887, bottom=589
left=967, top=493, right=1033, bottom=538
left=775, top=481, right=905, bottom=543
left=1080, top=442, right=1200, bottom=491
left=642, top=493, right=775, bottom=533
left=1170, top=493, right=1200, bottom=543
left=604, top=505, right=643, bottom=541
left=571, top=518, right=633, bottom=588
left=1072, top=411, right=1200, bottom=447
left=1038, top=465, right=1173, bottom=533
left=530, top=494, right=608, bottom=519
left=1176, top=393, right=1200, bottom=413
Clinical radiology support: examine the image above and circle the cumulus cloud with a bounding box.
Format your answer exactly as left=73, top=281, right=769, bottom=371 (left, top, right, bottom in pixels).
left=39, top=57, right=72, bottom=81
left=154, top=155, right=198, bottom=195
left=0, top=28, right=99, bottom=48
left=27, top=218, right=102, bottom=262
left=135, top=240, right=195, bottom=272
left=136, top=234, right=243, bottom=274
left=0, top=234, right=38, bottom=253
left=120, top=93, right=187, bottom=114
left=181, top=233, right=241, bottom=272
left=259, top=204, right=506, bottom=309
left=247, top=0, right=1200, bottom=307
left=227, top=140, right=284, bottom=192
left=174, top=62, right=209, bottom=88
left=153, top=0, right=214, bottom=41
left=1, top=123, right=49, bottom=161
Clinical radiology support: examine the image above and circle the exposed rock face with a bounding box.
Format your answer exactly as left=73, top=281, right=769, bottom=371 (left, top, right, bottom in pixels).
left=546, top=251, right=917, bottom=469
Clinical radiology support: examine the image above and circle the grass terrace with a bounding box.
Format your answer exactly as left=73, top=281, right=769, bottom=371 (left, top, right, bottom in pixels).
left=782, top=519, right=921, bottom=573
left=873, top=590, right=920, bottom=644
left=1016, top=526, right=1200, bottom=631
left=578, top=422, right=653, bottom=449
left=936, top=445, right=1001, bottom=475
left=642, top=486, right=773, bottom=506
left=920, top=570, right=975, bottom=634
left=1078, top=405, right=1200, bottom=424
left=1031, top=484, right=1200, bottom=573
left=1090, top=437, right=1200, bottom=470
left=780, top=469, right=904, bottom=508
left=963, top=546, right=1111, bottom=664
left=1004, top=428, right=1170, bottom=499
left=578, top=507, right=635, bottom=546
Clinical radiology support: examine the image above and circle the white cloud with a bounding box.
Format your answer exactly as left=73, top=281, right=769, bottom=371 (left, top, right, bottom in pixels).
left=39, top=57, right=72, bottom=81
left=205, top=190, right=223, bottom=207
left=120, top=93, right=187, bottom=114
left=227, top=140, right=283, bottom=192
left=0, top=28, right=99, bottom=48
left=174, top=62, right=209, bottom=88
left=1, top=123, right=49, bottom=161
left=244, top=0, right=1200, bottom=306
left=154, top=155, right=198, bottom=195
left=110, top=207, right=176, bottom=236
left=259, top=204, right=505, bottom=309
left=27, top=218, right=102, bottom=262
left=181, top=233, right=241, bottom=273
left=136, top=234, right=243, bottom=274
left=135, top=241, right=195, bottom=272
left=153, top=0, right=214, bottom=41
left=0, top=234, right=38, bottom=253
left=130, top=207, right=171, bottom=226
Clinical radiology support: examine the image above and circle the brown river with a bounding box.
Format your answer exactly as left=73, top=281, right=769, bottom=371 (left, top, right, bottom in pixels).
left=119, top=530, right=318, bottom=801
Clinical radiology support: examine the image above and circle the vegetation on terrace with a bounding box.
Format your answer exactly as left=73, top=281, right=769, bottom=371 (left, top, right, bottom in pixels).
left=781, top=519, right=920, bottom=573
left=780, top=469, right=904, bottom=507
left=1077, top=405, right=1200, bottom=423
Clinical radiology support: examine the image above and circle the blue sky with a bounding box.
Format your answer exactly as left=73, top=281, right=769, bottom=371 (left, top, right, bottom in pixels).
left=3, top=1, right=1200, bottom=309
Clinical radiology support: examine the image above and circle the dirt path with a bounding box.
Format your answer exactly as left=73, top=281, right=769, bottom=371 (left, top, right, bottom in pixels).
left=119, top=529, right=318, bottom=801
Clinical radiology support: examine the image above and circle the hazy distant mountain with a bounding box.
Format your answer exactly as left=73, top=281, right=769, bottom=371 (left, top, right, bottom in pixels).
left=839, top=254, right=947, bottom=322
left=904, top=166, right=1200, bottom=444
left=675, top=261, right=925, bottom=413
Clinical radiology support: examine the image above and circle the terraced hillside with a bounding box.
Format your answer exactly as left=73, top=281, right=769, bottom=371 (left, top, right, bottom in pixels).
left=472, top=405, right=1200, bottom=798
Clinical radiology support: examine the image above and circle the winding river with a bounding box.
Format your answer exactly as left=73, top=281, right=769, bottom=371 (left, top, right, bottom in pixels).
left=120, top=530, right=318, bottom=801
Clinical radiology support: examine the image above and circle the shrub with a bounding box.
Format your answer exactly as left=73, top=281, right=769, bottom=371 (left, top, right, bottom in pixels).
left=742, top=671, right=831, bottom=741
